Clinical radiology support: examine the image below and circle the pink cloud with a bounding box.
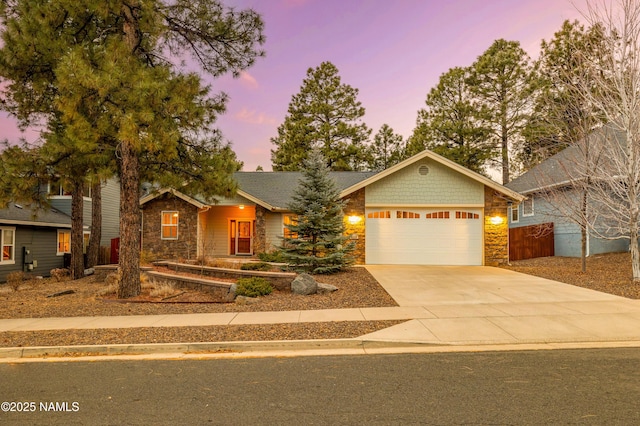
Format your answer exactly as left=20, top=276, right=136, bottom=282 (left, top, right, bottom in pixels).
left=234, top=108, right=277, bottom=125
left=239, top=71, right=259, bottom=89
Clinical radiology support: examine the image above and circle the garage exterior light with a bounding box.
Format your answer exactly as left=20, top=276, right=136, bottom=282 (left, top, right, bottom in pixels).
left=490, top=216, right=504, bottom=225
left=347, top=215, right=362, bottom=225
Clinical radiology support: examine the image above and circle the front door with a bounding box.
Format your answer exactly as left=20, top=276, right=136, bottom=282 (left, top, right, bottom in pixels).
left=230, top=220, right=253, bottom=255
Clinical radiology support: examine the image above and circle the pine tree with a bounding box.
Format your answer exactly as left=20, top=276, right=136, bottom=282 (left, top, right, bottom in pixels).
left=409, top=67, right=494, bottom=175
left=368, top=124, right=405, bottom=171
left=271, top=61, right=371, bottom=171
left=470, top=39, right=538, bottom=183
left=281, top=150, right=354, bottom=274
left=0, top=0, right=263, bottom=297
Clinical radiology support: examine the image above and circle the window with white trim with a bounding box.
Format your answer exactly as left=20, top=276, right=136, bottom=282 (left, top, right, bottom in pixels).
left=522, top=197, right=534, bottom=217
left=510, top=205, right=519, bottom=223
left=57, top=230, right=71, bottom=255
left=161, top=211, right=179, bottom=240
left=1, top=227, right=15, bottom=264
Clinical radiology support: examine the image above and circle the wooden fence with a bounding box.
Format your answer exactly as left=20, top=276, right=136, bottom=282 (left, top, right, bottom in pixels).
left=509, top=223, right=555, bottom=261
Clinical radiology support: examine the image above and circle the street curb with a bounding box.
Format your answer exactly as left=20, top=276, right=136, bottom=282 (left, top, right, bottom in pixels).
left=0, top=338, right=427, bottom=359
left=2, top=339, right=640, bottom=362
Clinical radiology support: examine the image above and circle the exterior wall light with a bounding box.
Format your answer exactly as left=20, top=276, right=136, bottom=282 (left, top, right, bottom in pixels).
left=239, top=205, right=245, bottom=210
left=347, top=215, right=362, bottom=225
left=490, top=216, right=504, bottom=225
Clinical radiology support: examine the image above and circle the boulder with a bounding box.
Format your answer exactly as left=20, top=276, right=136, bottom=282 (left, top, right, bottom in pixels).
left=235, top=295, right=260, bottom=305
left=224, top=283, right=237, bottom=302
left=317, top=283, right=338, bottom=294
left=291, top=273, right=318, bottom=295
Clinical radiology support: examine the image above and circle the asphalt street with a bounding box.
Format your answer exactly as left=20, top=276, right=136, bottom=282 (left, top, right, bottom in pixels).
left=1, top=348, right=639, bottom=425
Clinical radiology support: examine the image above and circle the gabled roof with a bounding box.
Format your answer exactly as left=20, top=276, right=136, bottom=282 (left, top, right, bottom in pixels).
left=139, top=188, right=207, bottom=209
left=506, top=124, right=625, bottom=195
left=234, top=171, right=377, bottom=211
left=341, top=150, right=524, bottom=201
left=506, top=145, right=582, bottom=195
left=0, top=203, right=72, bottom=228
left=140, top=150, right=524, bottom=210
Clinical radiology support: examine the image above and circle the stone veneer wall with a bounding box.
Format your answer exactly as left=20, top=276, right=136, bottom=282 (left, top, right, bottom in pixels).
left=342, top=188, right=366, bottom=264
left=484, top=186, right=509, bottom=266
left=254, top=205, right=267, bottom=254
left=142, top=193, right=199, bottom=261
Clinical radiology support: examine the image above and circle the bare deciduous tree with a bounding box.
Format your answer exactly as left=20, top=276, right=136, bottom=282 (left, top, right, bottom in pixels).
left=574, top=0, right=640, bottom=282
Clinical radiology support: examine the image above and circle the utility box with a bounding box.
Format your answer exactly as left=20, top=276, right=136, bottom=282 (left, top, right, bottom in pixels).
left=23, top=245, right=34, bottom=271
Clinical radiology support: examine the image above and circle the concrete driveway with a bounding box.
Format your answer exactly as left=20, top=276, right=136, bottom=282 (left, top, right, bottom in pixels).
left=365, top=265, right=625, bottom=306
left=363, top=265, right=640, bottom=345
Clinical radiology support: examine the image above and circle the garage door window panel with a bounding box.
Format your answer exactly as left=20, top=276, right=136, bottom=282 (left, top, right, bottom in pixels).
left=367, top=211, right=391, bottom=219
left=455, top=211, right=479, bottom=219
left=396, top=211, right=420, bottom=219
left=425, top=211, right=450, bottom=219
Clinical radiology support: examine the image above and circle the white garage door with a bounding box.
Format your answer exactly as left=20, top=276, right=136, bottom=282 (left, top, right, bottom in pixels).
left=365, top=208, right=483, bottom=265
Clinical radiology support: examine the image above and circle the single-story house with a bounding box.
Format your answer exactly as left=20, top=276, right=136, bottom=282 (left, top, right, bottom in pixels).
left=140, top=150, right=524, bottom=266
left=505, top=135, right=629, bottom=258
left=0, top=203, right=73, bottom=282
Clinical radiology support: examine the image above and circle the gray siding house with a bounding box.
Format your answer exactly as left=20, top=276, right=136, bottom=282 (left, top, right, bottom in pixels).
left=48, top=178, right=121, bottom=247
left=506, top=142, right=629, bottom=257
left=0, top=203, right=73, bottom=282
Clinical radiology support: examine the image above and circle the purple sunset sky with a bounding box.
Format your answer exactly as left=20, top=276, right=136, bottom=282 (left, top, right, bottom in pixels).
left=1, top=0, right=590, bottom=172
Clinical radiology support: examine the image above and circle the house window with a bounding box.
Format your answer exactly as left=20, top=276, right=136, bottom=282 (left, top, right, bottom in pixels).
left=1, top=227, right=15, bottom=264
left=522, top=197, right=534, bottom=217
left=161, top=211, right=179, bottom=240
left=48, top=181, right=91, bottom=197
left=511, top=205, right=519, bottom=223
left=283, top=214, right=298, bottom=239
left=367, top=211, right=391, bottom=219
left=57, top=230, right=71, bottom=255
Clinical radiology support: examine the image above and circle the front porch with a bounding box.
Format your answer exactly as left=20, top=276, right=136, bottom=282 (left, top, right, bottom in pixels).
left=198, top=205, right=261, bottom=257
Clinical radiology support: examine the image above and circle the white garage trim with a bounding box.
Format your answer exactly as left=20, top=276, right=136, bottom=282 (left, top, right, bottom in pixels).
left=365, top=207, right=484, bottom=266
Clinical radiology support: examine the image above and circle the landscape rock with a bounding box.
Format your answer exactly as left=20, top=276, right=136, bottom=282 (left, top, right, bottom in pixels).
left=235, top=295, right=260, bottom=305
left=291, top=273, right=318, bottom=295
left=316, top=283, right=338, bottom=294
left=225, top=283, right=237, bottom=302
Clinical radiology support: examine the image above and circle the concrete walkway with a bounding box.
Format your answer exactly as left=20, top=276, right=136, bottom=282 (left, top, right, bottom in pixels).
left=2, top=266, right=640, bottom=357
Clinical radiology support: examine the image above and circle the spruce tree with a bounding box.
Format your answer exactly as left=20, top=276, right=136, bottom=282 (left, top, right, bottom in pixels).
left=281, top=150, right=354, bottom=274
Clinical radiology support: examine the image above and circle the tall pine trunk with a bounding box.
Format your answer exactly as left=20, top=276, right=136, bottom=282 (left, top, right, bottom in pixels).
left=86, top=181, right=102, bottom=268
left=117, top=142, right=141, bottom=298
left=70, top=184, right=84, bottom=279
left=116, top=1, right=142, bottom=298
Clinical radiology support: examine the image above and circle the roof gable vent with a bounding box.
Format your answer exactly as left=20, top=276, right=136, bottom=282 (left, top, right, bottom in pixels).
left=418, top=165, right=429, bottom=176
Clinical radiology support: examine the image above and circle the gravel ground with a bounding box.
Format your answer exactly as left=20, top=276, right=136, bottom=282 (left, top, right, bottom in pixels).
left=4, top=253, right=638, bottom=348
left=501, top=252, right=640, bottom=299
left=0, top=267, right=401, bottom=347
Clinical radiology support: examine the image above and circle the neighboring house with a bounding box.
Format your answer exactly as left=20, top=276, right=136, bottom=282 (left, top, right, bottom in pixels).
left=140, top=150, right=523, bottom=266
left=0, top=202, right=73, bottom=282
left=47, top=178, right=121, bottom=249
left=505, top=143, right=629, bottom=257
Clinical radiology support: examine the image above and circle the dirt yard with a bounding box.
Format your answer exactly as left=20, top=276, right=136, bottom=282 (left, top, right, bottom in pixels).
left=501, top=252, right=640, bottom=299
left=2, top=253, right=639, bottom=348
left=0, top=267, right=401, bottom=347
